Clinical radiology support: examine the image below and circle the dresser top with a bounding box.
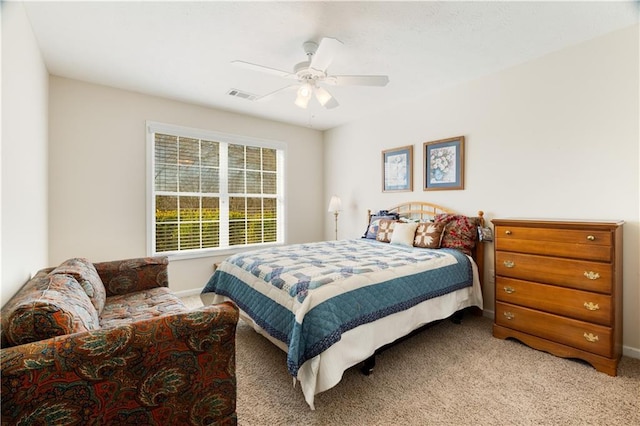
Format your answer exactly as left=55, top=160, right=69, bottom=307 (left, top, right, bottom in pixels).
left=491, top=218, right=624, bottom=229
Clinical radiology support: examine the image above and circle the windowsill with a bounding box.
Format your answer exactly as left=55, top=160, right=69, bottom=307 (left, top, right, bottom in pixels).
left=157, top=242, right=285, bottom=262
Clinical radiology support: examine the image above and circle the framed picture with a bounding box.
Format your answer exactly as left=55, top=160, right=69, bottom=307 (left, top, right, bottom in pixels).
left=423, top=136, right=465, bottom=191
left=382, top=145, right=413, bottom=192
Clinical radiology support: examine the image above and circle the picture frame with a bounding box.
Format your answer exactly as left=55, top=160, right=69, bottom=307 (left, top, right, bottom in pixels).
left=382, top=145, right=413, bottom=192
left=423, top=136, right=465, bottom=191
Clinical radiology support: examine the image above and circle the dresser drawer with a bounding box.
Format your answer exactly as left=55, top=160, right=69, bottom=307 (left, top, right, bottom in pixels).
left=495, top=251, right=612, bottom=293
left=496, top=277, right=612, bottom=326
left=495, top=302, right=612, bottom=358
left=494, top=226, right=611, bottom=261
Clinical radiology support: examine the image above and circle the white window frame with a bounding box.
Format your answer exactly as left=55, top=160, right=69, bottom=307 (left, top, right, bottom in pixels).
left=146, top=121, right=286, bottom=260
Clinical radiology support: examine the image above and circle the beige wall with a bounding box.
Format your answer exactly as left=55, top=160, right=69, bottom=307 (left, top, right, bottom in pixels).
left=324, top=25, right=640, bottom=357
left=1, top=2, right=49, bottom=305
left=48, top=77, right=324, bottom=294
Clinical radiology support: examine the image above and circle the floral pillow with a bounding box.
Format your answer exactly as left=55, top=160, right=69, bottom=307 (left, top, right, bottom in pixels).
left=434, top=214, right=479, bottom=256
left=414, top=222, right=446, bottom=249
left=376, top=219, right=397, bottom=243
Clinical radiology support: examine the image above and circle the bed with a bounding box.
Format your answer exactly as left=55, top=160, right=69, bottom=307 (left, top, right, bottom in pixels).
left=201, top=201, right=485, bottom=409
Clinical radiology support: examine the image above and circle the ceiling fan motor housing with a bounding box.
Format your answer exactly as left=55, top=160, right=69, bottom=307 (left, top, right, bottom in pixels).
left=302, top=41, right=318, bottom=56
left=294, top=61, right=326, bottom=82
left=295, top=41, right=325, bottom=82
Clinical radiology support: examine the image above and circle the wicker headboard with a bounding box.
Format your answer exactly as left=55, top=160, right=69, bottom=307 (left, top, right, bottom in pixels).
left=367, top=201, right=485, bottom=289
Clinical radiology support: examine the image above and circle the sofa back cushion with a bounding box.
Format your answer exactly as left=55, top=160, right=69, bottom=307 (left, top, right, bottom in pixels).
left=51, top=258, right=106, bottom=314
left=1, top=272, right=100, bottom=347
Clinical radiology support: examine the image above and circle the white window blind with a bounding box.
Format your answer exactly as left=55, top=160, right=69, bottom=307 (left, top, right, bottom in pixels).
left=147, top=122, right=285, bottom=257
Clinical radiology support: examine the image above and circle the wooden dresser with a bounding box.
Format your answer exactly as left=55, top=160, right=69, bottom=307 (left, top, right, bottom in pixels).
left=491, top=219, right=624, bottom=376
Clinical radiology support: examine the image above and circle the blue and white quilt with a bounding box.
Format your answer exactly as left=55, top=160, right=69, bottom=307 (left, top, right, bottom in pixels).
left=201, top=239, right=473, bottom=377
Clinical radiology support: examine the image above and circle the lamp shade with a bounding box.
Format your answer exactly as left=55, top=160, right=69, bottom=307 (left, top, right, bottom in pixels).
left=327, top=195, right=342, bottom=212
left=314, top=86, right=333, bottom=106
left=295, top=83, right=312, bottom=109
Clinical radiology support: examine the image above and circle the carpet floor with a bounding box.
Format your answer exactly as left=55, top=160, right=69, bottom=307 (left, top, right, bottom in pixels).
left=183, top=295, right=640, bottom=425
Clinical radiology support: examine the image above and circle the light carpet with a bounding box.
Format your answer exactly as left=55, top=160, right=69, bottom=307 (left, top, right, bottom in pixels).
left=182, top=295, right=640, bottom=425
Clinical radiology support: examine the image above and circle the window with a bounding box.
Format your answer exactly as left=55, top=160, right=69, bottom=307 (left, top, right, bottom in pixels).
left=147, top=122, right=285, bottom=258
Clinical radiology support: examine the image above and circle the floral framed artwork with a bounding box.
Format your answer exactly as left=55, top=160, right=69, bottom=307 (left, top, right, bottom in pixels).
left=423, top=136, right=465, bottom=191
left=382, top=145, right=413, bottom=192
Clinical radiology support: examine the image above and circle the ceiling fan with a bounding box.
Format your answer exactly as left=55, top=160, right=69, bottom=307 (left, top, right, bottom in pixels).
left=232, top=37, right=389, bottom=109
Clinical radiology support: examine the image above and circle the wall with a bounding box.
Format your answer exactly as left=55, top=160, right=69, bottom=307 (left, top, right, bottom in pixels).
left=48, top=77, right=324, bottom=294
left=324, top=25, right=640, bottom=356
left=1, top=2, right=49, bottom=306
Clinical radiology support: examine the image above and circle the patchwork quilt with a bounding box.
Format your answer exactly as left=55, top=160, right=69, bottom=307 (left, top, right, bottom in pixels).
left=202, top=239, right=473, bottom=377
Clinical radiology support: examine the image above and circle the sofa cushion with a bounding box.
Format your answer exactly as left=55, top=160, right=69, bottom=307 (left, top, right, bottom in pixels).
left=2, top=273, right=100, bottom=347
left=51, top=258, right=107, bottom=314
left=100, top=287, right=189, bottom=329
left=95, top=257, right=169, bottom=296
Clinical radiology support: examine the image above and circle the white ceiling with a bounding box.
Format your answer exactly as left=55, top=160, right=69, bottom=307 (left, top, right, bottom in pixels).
left=23, top=1, right=639, bottom=131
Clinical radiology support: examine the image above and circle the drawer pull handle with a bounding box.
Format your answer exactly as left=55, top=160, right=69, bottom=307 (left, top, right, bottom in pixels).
left=505, top=230, right=512, bottom=235
left=586, top=235, right=596, bottom=241
left=503, top=311, right=515, bottom=320
left=584, top=302, right=600, bottom=311
left=583, top=332, right=599, bottom=343
left=504, top=286, right=515, bottom=294
left=584, top=271, right=600, bottom=280
left=503, top=260, right=515, bottom=268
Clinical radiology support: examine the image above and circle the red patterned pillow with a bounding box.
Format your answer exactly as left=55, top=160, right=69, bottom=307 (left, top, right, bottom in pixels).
left=434, top=214, right=479, bottom=256
left=414, top=222, right=446, bottom=248
left=376, top=219, right=397, bottom=243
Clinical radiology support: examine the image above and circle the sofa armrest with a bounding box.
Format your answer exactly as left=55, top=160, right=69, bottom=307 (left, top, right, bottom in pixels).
left=1, top=302, right=239, bottom=425
left=94, top=256, right=169, bottom=296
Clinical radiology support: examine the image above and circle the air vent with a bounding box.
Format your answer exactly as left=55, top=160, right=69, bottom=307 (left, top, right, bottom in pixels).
left=227, top=89, right=258, bottom=101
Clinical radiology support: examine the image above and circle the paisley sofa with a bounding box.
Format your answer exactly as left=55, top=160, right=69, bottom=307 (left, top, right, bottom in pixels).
left=0, top=256, right=238, bottom=425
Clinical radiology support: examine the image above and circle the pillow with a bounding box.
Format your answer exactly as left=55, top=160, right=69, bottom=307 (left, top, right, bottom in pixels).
left=390, top=222, right=419, bottom=247
left=363, top=213, right=399, bottom=239
left=398, top=217, right=420, bottom=223
left=51, top=258, right=106, bottom=314
left=375, top=219, right=397, bottom=243
left=414, top=222, right=446, bottom=248
left=434, top=214, right=479, bottom=256
left=3, top=273, right=100, bottom=347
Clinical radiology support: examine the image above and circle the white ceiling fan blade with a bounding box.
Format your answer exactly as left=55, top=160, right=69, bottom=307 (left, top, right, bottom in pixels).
left=309, top=37, right=343, bottom=72
left=232, top=60, right=294, bottom=79
left=325, top=75, right=389, bottom=86
left=255, top=84, right=297, bottom=102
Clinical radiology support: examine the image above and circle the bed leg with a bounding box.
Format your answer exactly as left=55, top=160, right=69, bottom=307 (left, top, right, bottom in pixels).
left=361, top=355, right=376, bottom=375
left=450, top=310, right=464, bottom=325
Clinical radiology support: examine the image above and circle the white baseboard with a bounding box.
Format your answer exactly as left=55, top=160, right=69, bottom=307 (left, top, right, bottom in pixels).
left=481, top=309, right=639, bottom=360
left=623, top=345, right=640, bottom=359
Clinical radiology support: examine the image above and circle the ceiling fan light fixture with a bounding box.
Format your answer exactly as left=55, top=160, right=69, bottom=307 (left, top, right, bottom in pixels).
left=314, top=86, right=333, bottom=107
left=295, top=83, right=312, bottom=108
left=233, top=36, right=389, bottom=111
